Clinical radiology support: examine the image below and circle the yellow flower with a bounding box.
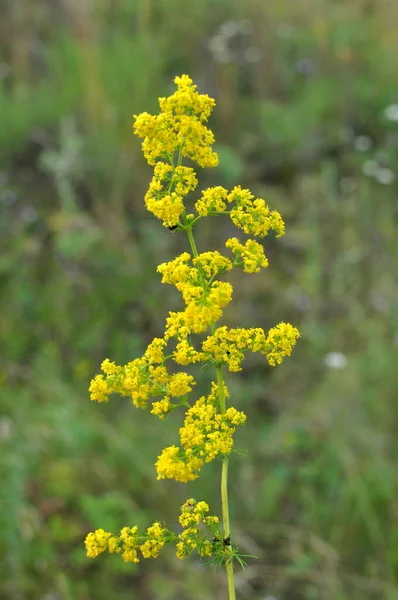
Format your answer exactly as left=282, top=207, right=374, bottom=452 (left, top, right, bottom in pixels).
left=85, top=529, right=113, bottom=558
left=164, top=311, right=192, bottom=341
left=263, top=322, right=301, bottom=366
left=179, top=499, right=209, bottom=527
left=159, top=75, right=215, bottom=122
left=155, top=445, right=203, bottom=483
left=86, top=522, right=172, bottom=564
left=144, top=338, right=167, bottom=364
left=150, top=397, right=171, bottom=419
left=133, top=75, right=218, bottom=169
left=89, top=374, right=109, bottom=403
left=201, top=324, right=300, bottom=370
left=89, top=355, right=173, bottom=409
left=143, top=162, right=199, bottom=228
left=156, top=387, right=246, bottom=482
left=203, top=515, right=219, bottom=527
left=176, top=499, right=218, bottom=560
left=228, top=186, right=285, bottom=238
left=145, top=191, right=184, bottom=228
left=140, top=522, right=167, bottom=559
left=157, top=253, right=194, bottom=286
left=195, top=186, right=228, bottom=216
left=87, top=74, right=300, bottom=570
left=173, top=340, right=204, bottom=366
left=226, top=237, right=269, bottom=273
left=101, top=358, right=119, bottom=375
left=172, top=165, right=198, bottom=195
left=199, top=540, right=214, bottom=557
left=120, top=526, right=140, bottom=563
left=168, top=372, right=195, bottom=397
left=193, top=251, right=232, bottom=279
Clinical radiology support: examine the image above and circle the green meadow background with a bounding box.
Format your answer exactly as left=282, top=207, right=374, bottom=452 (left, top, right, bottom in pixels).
left=1, top=1, right=398, bottom=598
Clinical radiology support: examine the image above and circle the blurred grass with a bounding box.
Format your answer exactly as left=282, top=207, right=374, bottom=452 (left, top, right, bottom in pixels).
left=1, top=0, right=398, bottom=598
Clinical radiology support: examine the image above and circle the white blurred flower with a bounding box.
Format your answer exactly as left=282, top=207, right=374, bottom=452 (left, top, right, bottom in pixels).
left=219, top=20, right=239, bottom=37
left=384, top=104, right=398, bottom=122
left=323, top=352, right=348, bottom=370
left=208, top=35, right=231, bottom=63
left=354, top=135, right=372, bottom=152
left=208, top=35, right=226, bottom=54
left=375, top=167, right=395, bottom=185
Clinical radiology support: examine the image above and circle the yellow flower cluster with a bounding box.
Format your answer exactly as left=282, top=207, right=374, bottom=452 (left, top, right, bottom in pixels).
left=226, top=237, right=269, bottom=273
left=228, top=186, right=285, bottom=238
left=263, top=322, right=301, bottom=366
left=158, top=252, right=233, bottom=339
left=84, top=499, right=222, bottom=564
left=173, top=339, right=204, bottom=366
left=144, top=162, right=198, bottom=227
left=193, top=184, right=285, bottom=239
left=179, top=499, right=211, bottom=528
left=154, top=445, right=203, bottom=483
left=85, top=523, right=170, bottom=563
left=140, top=522, right=169, bottom=559
left=134, top=74, right=218, bottom=169
left=85, top=529, right=117, bottom=559
left=86, top=75, right=300, bottom=571
left=176, top=499, right=218, bottom=560
left=193, top=251, right=232, bottom=279
left=195, top=186, right=228, bottom=216
left=89, top=341, right=195, bottom=412
left=155, top=384, right=246, bottom=482
left=202, top=323, right=300, bottom=371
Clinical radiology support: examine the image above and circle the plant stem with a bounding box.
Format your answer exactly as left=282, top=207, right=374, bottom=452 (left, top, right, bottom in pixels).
left=217, top=365, right=236, bottom=600
left=185, top=221, right=236, bottom=600
left=185, top=223, right=199, bottom=258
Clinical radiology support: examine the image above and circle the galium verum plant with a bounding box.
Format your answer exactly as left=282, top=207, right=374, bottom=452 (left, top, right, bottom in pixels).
left=85, top=75, right=299, bottom=599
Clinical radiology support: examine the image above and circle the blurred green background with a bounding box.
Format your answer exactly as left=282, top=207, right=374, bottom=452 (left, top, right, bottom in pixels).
left=1, top=1, right=398, bottom=599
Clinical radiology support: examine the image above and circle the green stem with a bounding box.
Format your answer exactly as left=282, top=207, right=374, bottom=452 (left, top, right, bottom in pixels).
left=216, top=365, right=236, bottom=600
left=184, top=220, right=236, bottom=600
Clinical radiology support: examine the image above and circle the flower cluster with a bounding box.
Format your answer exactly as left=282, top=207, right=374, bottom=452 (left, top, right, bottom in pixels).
left=195, top=186, right=228, bottom=216
left=176, top=498, right=219, bottom=559
left=226, top=237, right=268, bottom=273
left=194, top=184, right=285, bottom=239
left=228, top=186, right=285, bottom=238
left=86, top=75, right=300, bottom=575
left=144, top=162, right=198, bottom=227
left=134, top=75, right=218, bottom=168
left=85, top=522, right=171, bottom=563
left=85, top=499, right=223, bottom=565
left=157, top=251, right=233, bottom=339
left=89, top=340, right=195, bottom=413
left=201, top=323, right=300, bottom=372
left=156, top=383, right=246, bottom=482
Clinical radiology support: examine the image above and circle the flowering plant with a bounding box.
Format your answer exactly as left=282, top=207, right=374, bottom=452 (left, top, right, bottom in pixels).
left=85, top=75, right=299, bottom=599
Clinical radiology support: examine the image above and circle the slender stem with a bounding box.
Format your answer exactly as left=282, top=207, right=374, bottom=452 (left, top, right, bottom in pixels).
left=217, top=365, right=236, bottom=600
left=185, top=220, right=236, bottom=600
left=185, top=225, right=199, bottom=258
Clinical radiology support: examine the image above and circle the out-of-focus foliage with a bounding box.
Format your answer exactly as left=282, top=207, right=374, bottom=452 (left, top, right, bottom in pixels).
left=1, top=0, right=398, bottom=598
